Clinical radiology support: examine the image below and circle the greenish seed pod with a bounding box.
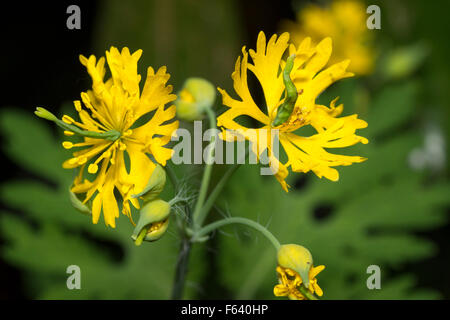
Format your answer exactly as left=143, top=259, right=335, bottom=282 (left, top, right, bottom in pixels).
left=271, top=54, right=298, bottom=127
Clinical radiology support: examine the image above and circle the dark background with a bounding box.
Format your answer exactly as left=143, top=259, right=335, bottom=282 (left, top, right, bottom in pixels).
left=1, top=0, right=449, bottom=299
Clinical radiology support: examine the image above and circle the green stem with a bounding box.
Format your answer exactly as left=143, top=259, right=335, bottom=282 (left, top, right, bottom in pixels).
left=298, top=285, right=319, bottom=300
left=171, top=237, right=192, bottom=299
left=194, top=217, right=281, bottom=251
left=167, top=162, right=193, bottom=300
left=192, top=108, right=216, bottom=228
left=195, top=163, right=242, bottom=227
left=166, top=162, right=180, bottom=192
left=168, top=197, right=189, bottom=207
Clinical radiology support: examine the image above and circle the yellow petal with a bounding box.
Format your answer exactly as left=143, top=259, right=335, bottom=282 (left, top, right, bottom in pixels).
left=273, top=284, right=289, bottom=297
left=310, top=265, right=325, bottom=278
left=247, top=31, right=290, bottom=117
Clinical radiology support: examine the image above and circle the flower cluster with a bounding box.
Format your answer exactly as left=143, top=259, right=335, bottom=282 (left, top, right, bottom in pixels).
left=36, top=20, right=369, bottom=301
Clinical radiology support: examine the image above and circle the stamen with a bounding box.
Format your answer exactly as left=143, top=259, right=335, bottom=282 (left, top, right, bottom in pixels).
left=64, top=130, right=75, bottom=136
left=74, top=100, right=82, bottom=112
left=110, top=143, right=117, bottom=165
left=62, top=115, right=75, bottom=124
left=88, top=163, right=98, bottom=174
left=77, top=156, right=87, bottom=165
left=81, top=92, right=114, bottom=130
left=62, top=141, right=73, bottom=149
left=78, top=109, right=109, bottom=131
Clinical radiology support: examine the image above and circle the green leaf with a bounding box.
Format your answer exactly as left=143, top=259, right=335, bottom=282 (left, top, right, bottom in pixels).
left=0, top=109, right=69, bottom=181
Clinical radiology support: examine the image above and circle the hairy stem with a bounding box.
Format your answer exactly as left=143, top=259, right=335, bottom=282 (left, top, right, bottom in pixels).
left=170, top=108, right=217, bottom=299
left=194, top=217, right=281, bottom=251
left=166, top=162, right=180, bottom=192
left=171, top=237, right=192, bottom=299
left=167, top=162, right=193, bottom=299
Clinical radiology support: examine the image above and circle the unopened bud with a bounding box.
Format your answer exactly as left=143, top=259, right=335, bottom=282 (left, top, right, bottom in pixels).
left=175, top=77, right=216, bottom=121
left=132, top=164, right=166, bottom=203
left=131, top=199, right=171, bottom=245
left=277, top=244, right=313, bottom=288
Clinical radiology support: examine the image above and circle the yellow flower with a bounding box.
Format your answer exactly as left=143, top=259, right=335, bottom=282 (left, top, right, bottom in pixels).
left=282, top=0, right=375, bottom=75
left=62, top=47, right=178, bottom=228
left=217, top=31, right=368, bottom=191
left=274, top=265, right=325, bottom=300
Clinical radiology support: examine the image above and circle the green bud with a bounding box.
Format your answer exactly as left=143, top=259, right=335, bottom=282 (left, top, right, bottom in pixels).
left=132, top=164, right=166, bottom=203
left=277, top=244, right=313, bottom=288
left=175, top=77, right=216, bottom=121
left=131, top=199, right=171, bottom=245
left=35, top=107, right=58, bottom=121
left=383, top=43, right=428, bottom=80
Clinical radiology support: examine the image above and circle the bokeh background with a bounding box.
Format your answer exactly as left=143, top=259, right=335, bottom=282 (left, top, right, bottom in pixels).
left=1, top=0, right=449, bottom=299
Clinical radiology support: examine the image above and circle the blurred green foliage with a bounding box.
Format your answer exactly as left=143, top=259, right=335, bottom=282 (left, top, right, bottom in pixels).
left=91, top=0, right=242, bottom=89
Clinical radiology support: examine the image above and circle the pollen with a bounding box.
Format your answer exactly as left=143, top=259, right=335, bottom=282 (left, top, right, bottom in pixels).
left=149, top=220, right=167, bottom=232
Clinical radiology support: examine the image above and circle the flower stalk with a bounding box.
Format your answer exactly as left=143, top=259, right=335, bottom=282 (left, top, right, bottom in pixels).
left=193, top=217, right=281, bottom=252
left=192, top=108, right=217, bottom=229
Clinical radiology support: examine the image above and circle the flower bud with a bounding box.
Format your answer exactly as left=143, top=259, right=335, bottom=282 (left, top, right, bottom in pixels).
left=175, top=77, right=216, bottom=121
left=132, top=164, right=166, bottom=203
left=131, top=199, right=171, bottom=245
left=277, top=244, right=313, bottom=288
left=383, top=43, right=428, bottom=80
